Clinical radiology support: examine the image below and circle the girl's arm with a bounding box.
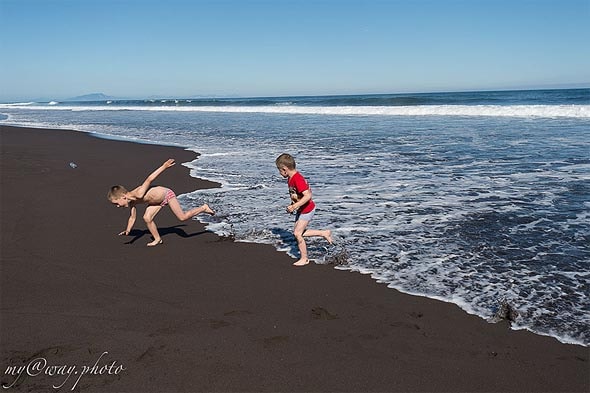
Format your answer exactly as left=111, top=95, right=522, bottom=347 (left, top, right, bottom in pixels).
left=131, top=159, right=175, bottom=199
left=119, top=206, right=137, bottom=235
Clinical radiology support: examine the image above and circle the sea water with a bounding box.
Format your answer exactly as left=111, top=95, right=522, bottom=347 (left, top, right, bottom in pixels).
left=2, top=89, right=589, bottom=346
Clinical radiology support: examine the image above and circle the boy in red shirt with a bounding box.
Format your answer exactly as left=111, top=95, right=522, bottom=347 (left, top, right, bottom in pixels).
left=276, top=153, right=332, bottom=266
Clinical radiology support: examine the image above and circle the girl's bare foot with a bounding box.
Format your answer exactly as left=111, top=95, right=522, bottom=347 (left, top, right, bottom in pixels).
left=293, top=258, right=310, bottom=266
left=147, top=239, right=163, bottom=247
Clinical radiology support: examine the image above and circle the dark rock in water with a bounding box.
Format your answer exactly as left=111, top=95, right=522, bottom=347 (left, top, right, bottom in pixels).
left=323, top=244, right=350, bottom=265
left=489, top=299, right=520, bottom=325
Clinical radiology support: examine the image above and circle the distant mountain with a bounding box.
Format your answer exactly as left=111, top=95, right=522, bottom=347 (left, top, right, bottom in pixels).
left=64, top=93, right=114, bottom=101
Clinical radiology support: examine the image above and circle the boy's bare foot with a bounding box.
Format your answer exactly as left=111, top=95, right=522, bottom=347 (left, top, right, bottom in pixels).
left=147, top=239, right=163, bottom=247
left=293, top=258, right=310, bottom=266
left=324, top=230, right=333, bottom=244
left=203, top=204, right=215, bottom=215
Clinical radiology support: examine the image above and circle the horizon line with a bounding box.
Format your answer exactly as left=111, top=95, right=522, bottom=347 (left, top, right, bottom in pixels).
left=4, top=84, right=590, bottom=104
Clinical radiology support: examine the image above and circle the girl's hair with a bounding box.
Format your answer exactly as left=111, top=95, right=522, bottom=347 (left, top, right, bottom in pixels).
left=107, top=185, right=128, bottom=200
left=275, top=153, right=296, bottom=169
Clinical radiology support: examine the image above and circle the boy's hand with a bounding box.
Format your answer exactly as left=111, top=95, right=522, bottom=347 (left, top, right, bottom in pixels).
left=287, top=204, right=297, bottom=214
left=163, top=159, right=175, bottom=168
left=118, top=230, right=129, bottom=236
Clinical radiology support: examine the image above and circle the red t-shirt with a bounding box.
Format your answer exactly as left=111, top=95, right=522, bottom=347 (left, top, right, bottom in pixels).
left=288, top=172, right=316, bottom=214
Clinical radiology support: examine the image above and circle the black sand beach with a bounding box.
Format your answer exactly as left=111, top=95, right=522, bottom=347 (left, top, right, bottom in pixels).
left=1, top=125, right=588, bottom=392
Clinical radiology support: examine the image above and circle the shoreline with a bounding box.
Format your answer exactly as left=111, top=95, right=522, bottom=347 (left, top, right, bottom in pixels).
left=1, top=124, right=588, bottom=392
left=88, top=124, right=587, bottom=348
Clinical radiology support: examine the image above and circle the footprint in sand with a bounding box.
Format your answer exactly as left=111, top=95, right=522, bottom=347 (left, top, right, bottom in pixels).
left=311, top=307, right=339, bottom=320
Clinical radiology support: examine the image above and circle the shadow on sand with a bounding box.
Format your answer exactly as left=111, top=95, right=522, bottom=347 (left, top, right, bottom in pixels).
left=124, top=225, right=209, bottom=244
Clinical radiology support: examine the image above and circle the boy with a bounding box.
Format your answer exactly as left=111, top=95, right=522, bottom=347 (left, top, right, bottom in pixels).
left=275, top=153, right=332, bottom=266
left=107, top=158, right=214, bottom=246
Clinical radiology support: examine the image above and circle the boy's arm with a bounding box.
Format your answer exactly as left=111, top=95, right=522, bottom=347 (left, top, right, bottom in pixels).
left=119, top=206, right=137, bottom=235
left=130, top=159, right=175, bottom=199
left=287, top=189, right=312, bottom=213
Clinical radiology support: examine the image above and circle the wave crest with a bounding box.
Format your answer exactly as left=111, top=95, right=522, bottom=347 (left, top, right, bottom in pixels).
left=1, top=103, right=589, bottom=118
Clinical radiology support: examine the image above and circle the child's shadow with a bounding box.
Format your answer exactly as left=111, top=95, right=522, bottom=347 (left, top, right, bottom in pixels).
left=270, top=227, right=299, bottom=256
left=270, top=227, right=339, bottom=263
left=125, top=225, right=208, bottom=244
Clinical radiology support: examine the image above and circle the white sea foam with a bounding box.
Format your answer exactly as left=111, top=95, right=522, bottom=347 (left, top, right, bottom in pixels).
left=1, top=103, right=589, bottom=118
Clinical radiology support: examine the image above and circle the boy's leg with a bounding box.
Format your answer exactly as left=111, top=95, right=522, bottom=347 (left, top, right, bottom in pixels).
left=303, top=229, right=333, bottom=244
left=168, top=198, right=214, bottom=221
left=293, top=219, right=310, bottom=266
left=143, top=205, right=163, bottom=246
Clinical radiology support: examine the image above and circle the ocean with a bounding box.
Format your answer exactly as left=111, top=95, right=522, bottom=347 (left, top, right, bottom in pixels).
left=2, top=88, right=589, bottom=346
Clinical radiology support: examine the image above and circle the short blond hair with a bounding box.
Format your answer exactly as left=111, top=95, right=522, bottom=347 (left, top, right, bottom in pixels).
left=275, top=153, right=296, bottom=170
left=107, top=185, right=128, bottom=200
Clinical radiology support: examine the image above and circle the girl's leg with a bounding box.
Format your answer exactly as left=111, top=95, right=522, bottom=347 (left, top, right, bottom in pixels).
left=168, top=198, right=214, bottom=221
left=293, top=219, right=310, bottom=266
left=143, top=205, right=163, bottom=246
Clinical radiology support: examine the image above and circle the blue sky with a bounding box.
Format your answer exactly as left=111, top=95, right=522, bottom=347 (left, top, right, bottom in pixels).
left=0, top=0, right=589, bottom=101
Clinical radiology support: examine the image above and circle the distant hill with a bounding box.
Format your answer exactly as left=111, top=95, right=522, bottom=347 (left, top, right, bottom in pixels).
left=64, top=93, right=114, bottom=101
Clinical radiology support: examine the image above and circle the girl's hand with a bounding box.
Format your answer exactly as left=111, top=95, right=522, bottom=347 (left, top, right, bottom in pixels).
left=118, top=230, right=129, bottom=236
left=163, top=159, right=175, bottom=168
